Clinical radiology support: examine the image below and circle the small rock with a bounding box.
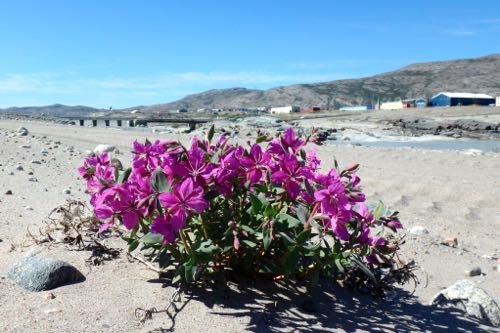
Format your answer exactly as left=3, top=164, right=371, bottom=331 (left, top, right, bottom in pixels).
left=7, top=254, right=85, bottom=291
left=481, top=254, right=498, bottom=260
left=409, top=225, right=429, bottom=235
left=62, top=189, right=71, bottom=195
left=30, top=160, right=42, bottom=165
left=19, top=144, right=31, bottom=149
left=44, top=308, right=62, bottom=315
left=430, top=279, right=500, bottom=327
left=28, top=177, right=38, bottom=182
left=44, top=292, right=56, bottom=300
left=94, top=144, right=116, bottom=154
left=15, top=165, right=24, bottom=171
left=24, top=206, right=33, bottom=211
left=5, top=190, right=13, bottom=195
left=441, top=237, right=458, bottom=247
left=40, top=149, right=49, bottom=154
left=16, top=127, right=29, bottom=136
left=465, top=267, right=482, bottom=277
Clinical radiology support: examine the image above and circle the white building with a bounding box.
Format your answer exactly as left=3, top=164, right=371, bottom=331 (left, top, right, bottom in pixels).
left=496, top=96, right=500, bottom=107
left=269, top=105, right=300, bottom=114
left=380, top=100, right=404, bottom=110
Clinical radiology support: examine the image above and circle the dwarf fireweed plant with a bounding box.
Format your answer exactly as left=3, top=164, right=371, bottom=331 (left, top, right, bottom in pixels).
left=79, top=127, right=404, bottom=285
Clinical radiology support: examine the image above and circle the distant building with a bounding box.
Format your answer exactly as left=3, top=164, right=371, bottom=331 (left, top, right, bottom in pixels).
left=380, top=100, right=404, bottom=110
left=496, top=96, right=500, bottom=107
left=402, top=98, right=427, bottom=108
left=269, top=105, right=300, bottom=114
left=339, top=105, right=371, bottom=112
left=415, top=98, right=427, bottom=108
left=302, top=106, right=321, bottom=113
left=431, top=92, right=495, bottom=107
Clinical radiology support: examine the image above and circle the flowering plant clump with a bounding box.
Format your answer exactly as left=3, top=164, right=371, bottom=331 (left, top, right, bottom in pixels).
left=79, top=127, right=404, bottom=286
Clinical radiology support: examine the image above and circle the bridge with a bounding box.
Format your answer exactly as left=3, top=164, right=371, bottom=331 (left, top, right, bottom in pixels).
left=64, top=117, right=210, bottom=131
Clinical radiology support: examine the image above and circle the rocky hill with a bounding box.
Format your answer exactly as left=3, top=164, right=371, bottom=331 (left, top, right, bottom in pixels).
left=2, top=54, right=500, bottom=114
left=0, top=104, right=102, bottom=117
left=139, top=54, right=500, bottom=111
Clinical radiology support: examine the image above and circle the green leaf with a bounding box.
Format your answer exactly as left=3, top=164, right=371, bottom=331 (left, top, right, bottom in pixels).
left=249, top=193, right=263, bottom=214
left=373, top=201, right=385, bottom=220
left=277, top=213, right=301, bottom=228
left=158, top=250, right=171, bottom=268
left=172, top=265, right=185, bottom=284
left=334, top=258, right=345, bottom=274
left=207, top=125, right=215, bottom=142
left=278, top=231, right=296, bottom=245
left=296, top=229, right=311, bottom=245
left=197, top=240, right=217, bottom=254
left=296, top=205, right=309, bottom=224
left=184, top=258, right=198, bottom=283
left=114, top=166, right=119, bottom=183
left=118, top=167, right=132, bottom=183
left=256, top=135, right=267, bottom=144
left=351, top=256, right=377, bottom=282
left=242, top=239, right=257, bottom=248
left=263, top=204, right=276, bottom=218
left=128, top=239, right=139, bottom=252
left=140, top=232, right=164, bottom=246
left=151, top=168, right=170, bottom=192
left=304, top=179, right=315, bottom=198
left=263, top=227, right=272, bottom=250
left=252, top=183, right=267, bottom=193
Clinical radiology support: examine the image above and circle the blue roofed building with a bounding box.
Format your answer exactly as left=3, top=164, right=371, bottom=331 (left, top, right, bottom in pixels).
left=431, top=92, right=495, bottom=107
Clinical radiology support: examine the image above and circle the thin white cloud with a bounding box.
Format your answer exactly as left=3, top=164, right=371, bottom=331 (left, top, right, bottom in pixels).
left=0, top=70, right=347, bottom=107
left=442, top=29, right=476, bottom=37
left=0, top=70, right=344, bottom=93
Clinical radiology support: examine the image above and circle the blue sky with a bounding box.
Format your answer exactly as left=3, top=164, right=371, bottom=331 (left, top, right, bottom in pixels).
left=1, top=0, right=500, bottom=108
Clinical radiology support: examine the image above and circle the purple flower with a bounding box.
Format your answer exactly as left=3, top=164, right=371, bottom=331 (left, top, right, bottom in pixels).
left=94, top=185, right=141, bottom=231
left=159, top=178, right=208, bottom=230
left=173, top=147, right=214, bottom=186
left=355, top=203, right=373, bottom=224
left=150, top=216, right=176, bottom=243
left=269, top=128, right=304, bottom=155
left=240, top=144, right=271, bottom=184
left=270, top=154, right=306, bottom=199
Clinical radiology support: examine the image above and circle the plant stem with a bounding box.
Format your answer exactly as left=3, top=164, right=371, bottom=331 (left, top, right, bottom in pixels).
left=304, top=202, right=319, bottom=230
left=179, top=229, right=193, bottom=256
left=200, top=216, right=210, bottom=239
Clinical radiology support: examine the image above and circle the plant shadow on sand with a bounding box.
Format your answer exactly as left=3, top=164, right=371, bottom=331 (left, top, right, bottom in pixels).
left=147, top=277, right=495, bottom=332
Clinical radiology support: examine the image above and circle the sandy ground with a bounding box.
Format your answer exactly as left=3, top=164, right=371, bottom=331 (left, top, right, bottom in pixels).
left=0, top=118, right=499, bottom=332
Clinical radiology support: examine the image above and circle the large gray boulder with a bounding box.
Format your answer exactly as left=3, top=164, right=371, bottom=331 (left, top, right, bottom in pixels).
left=7, top=254, right=85, bottom=291
left=430, top=279, right=500, bottom=327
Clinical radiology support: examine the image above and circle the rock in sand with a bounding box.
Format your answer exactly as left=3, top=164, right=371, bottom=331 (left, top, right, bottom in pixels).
left=94, top=144, right=117, bottom=154
left=7, top=254, right=85, bottom=291
left=430, top=279, right=500, bottom=327
left=16, top=127, right=29, bottom=136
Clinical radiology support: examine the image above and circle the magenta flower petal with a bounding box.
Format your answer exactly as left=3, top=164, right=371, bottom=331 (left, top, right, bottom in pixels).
left=270, top=171, right=287, bottom=183
left=186, top=197, right=208, bottom=212
left=122, top=211, right=139, bottom=229
left=159, top=192, right=178, bottom=208
left=151, top=216, right=176, bottom=243
left=171, top=210, right=188, bottom=231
